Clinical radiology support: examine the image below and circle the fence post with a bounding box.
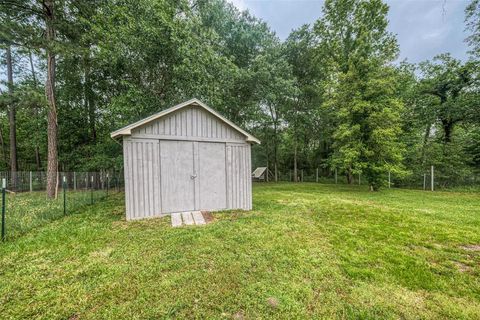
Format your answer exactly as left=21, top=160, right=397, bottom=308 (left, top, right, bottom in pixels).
left=63, top=176, right=67, bottom=215
left=316, top=168, right=319, bottom=183
left=431, top=165, right=434, bottom=191
left=335, top=168, right=338, bottom=184
left=29, top=171, right=33, bottom=192
left=301, top=170, right=304, bottom=182
left=289, top=170, right=291, bottom=182
left=73, top=171, right=77, bottom=191
left=106, top=173, right=109, bottom=197
left=423, top=173, right=426, bottom=190
left=359, top=173, right=361, bottom=185
left=388, top=171, right=391, bottom=189
left=2, top=178, right=6, bottom=242
left=91, top=175, right=94, bottom=205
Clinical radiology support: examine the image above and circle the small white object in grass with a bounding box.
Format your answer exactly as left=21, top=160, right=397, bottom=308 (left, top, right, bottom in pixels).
left=192, top=211, right=206, bottom=225
left=181, top=212, right=194, bottom=225
left=2, top=178, right=5, bottom=188
left=171, top=212, right=182, bottom=227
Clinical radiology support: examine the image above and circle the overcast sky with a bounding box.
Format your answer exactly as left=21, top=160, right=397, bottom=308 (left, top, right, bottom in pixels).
left=228, top=0, right=471, bottom=64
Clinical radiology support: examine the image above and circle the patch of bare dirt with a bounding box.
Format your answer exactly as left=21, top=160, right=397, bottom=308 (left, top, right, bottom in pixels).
left=111, top=220, right=129, bottom=229
left=201, top=211, right=214, bottom=223
left=267, top=297, right=279, bottom=309
left=460, top=244, right=480, bottom=252
left=453, top=261, right=473, bottom=273
left=232, top=311, right=245, bottom=319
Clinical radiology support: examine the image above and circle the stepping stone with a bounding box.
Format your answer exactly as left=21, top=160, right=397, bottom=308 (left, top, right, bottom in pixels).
left=171, top=212, right=182, bottom=227
left=192, top=211, right=206, bottom=225
left=181, top=212, right=194, bottom=225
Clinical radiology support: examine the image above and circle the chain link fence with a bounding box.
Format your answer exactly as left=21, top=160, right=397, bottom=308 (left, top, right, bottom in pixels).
left=261, top=166, right=480, bottom=191
left=0, top=171, right=124, bottom=241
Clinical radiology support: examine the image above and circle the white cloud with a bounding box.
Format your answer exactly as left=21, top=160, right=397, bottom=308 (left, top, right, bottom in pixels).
left=422, top=30, right=443, bottom=41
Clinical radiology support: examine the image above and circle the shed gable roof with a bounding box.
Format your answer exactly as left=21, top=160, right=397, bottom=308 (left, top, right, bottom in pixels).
left=111, top=98, right=260, bottom=144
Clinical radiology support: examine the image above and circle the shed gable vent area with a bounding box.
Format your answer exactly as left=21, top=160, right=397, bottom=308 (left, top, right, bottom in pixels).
left=111, top=99, right=260, bottom=220
left=132, top=106, right=246, bottom=142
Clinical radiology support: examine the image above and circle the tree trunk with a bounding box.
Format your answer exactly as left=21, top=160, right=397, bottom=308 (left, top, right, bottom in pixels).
left=84, top=50, right=97, bottom=142
left=442, top=119, right=453, bottom=144
left=44, top=0, right=58, bottom=199
left=346, top=167, right=353, bottom=184
left=265, top=165, right=269, bottom=182
left=6, top=45, right=18, bottom=189
left=293, top=140, right=298, bottom=182
left=421, top=123, right=431, bottom=165
left=35, top=146, right=42, bottom=171
left=274, top=163, right=278, bottom=182
left=0, top=123, right=8, bottom=168
left=29, top=50, right=42, bottom=171
left=273, top=121, right=278, bottom=183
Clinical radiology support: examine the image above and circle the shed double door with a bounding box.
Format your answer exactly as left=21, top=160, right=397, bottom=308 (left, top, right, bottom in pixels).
left=160, top=140, right=227, bottom=213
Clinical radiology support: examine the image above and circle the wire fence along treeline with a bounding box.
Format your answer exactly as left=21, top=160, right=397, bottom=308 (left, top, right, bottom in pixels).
left=0, top=171, right=124, bottom=193
left=262, top=166, right=480, bottom=190
left=0, top=171, right=124, bottom=241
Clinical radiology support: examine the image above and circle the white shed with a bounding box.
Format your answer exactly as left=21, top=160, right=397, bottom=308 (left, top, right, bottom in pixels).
left=111, top=98, right=260, bottom=220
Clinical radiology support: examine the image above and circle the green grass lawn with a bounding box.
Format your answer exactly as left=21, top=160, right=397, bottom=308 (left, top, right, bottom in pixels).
left=0, top=183, right=479, bottom=319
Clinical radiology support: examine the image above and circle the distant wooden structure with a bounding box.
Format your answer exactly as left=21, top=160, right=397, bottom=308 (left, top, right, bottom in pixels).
left=111, top=98, right=260, bottom=220
left=252, top=167, right=267, bottom=181
left=252, top=167, right=273, bottom=182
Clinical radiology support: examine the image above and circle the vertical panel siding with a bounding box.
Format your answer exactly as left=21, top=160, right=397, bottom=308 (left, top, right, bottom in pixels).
left=123, top=138, right=132, bottom=218
left=132, top=106, right=246, bottom=142
left=246, top=144, right=252, bottom=209
left=123, top=138, right=161, bottom=220
left=124, top=139, right=253, bottom=217
left=225, top=143, right=251, bottom=210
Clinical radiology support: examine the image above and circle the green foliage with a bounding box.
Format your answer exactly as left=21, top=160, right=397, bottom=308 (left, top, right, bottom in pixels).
left=466, top=0, right=480, bottom=57
left=330, top=65, right=406, bottom=189
left=0, top=0, right=478, bottom=191
left=314, top=0, right=405, bottom=190
left=418, top=54, right=476, bottom=143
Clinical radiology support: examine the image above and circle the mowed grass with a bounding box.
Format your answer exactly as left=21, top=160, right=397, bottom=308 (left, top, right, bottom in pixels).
left=0, top=183, right=479, bottom=319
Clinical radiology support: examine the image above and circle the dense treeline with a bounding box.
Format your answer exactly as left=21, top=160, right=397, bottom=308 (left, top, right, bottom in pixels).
left=0, top=0, right=478, bottom=192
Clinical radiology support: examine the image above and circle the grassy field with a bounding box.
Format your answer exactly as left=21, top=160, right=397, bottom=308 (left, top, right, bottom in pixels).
left=0, top=183, right=479, bottom=319
left=2, top=189, right=108, bottom=240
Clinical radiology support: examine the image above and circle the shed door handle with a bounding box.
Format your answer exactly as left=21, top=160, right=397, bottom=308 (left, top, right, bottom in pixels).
left=190, top=174, right=197, bottom=179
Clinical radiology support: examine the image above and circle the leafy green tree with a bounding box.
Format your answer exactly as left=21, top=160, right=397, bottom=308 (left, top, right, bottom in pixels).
left=331, top=64, right=406, bottom=190
left=418, top=54, right=476, bottom=144
left=466, top=0, right=480, bottom=57
left=314, top=0, right=405, bottom=190
left=251, top=44, right=296, bottom=181
left=284, top=25, right=326, bottom=181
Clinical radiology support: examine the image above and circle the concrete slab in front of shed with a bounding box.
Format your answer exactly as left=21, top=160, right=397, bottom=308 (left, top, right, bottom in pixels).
left=182, top=212, right=195, bottom=225
left=192, top=211, right=206, bottom=225
left=171, top=212, right=182, bottom=227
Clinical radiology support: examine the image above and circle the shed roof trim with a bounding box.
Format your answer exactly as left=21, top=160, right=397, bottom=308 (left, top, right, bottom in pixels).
left=110, top=98, right=260, bottom=144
